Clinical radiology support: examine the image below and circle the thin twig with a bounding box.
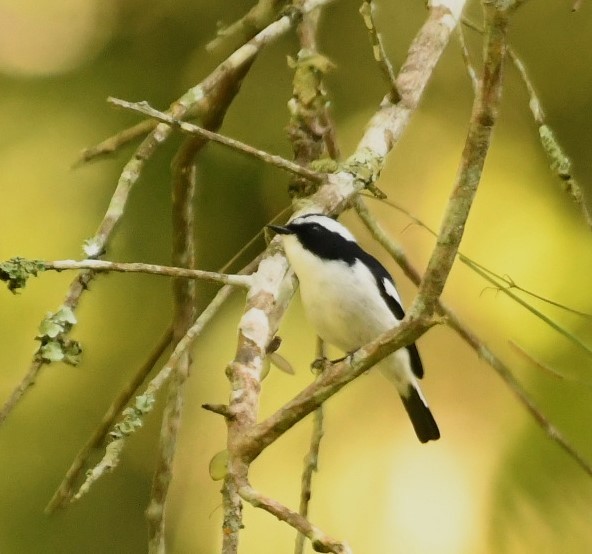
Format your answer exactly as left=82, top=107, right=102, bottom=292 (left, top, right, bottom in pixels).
left=462, top=15, right=592, bottom=228
left=42, top=259, right=253, bottom=288
left=508, top=48, right=592, bottom=227
left=361, top=193, right=592, bottom=319
left=509, top=341, right=592, bottom=386
left=295, top=339, right=326, bottom=554
left=74, top=119, right=158, bottom=166
left=359, top=0, right=400, bottom=101
left=239, top=483, right=351, bottom=554
left=459, top=254, right=592, bottom=358
left=207, top=0, right=288, bottom=52
left=457, top=22, right=479, bottom=93
left=108, top=98, right=326, bottom=185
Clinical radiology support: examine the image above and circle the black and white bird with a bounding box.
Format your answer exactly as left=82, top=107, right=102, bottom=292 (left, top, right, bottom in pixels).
left=269, top=213, right=440, bottom=443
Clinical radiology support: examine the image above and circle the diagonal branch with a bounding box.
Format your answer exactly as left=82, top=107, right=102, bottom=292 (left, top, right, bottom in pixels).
left=239, top=483, right=351, bottom=554
left=412, top=6, right=509, bottom=317
left=353, top=196, right=592, bottom=479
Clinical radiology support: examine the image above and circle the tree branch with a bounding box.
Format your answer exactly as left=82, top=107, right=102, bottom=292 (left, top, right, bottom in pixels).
left=42, top=259, right=253, bottom=288
left=412, top=6, right=509, bottom=317
left=108, top=97, right=326, bottom=184
left=353, top=196, right=592, bottom=479
left=240, top=483, right=351, bottom=554
left=146, top=135, right=199, bottom=552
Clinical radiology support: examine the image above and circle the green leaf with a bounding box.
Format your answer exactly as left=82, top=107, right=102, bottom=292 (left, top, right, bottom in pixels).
left=208, top=449, right=229, bottom=481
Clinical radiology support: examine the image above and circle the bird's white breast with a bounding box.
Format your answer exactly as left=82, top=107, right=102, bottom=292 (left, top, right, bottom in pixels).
left=283, top=235, right=398, bottom=353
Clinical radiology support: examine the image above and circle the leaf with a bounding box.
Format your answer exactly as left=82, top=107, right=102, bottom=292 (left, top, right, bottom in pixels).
left=208, top=449, right=229, bottom=481
left=269, top=352, right=295, bottom=375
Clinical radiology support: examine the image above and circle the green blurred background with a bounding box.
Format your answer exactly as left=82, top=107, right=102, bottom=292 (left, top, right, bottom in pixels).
left=1, top=1, right=592, bottom=552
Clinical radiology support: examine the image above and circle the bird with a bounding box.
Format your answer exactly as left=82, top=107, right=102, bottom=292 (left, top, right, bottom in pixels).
left=269, top=213, right=440, bottom=443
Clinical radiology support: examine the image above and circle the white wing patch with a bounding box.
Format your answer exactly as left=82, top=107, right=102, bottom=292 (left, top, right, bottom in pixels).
left=382, top=277, right=403, bottom=307
left=293, top=214, right=357, bottom=242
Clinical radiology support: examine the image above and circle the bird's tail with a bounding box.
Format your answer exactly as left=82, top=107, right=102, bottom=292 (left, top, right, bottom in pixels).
left=400, top=386, right=440, bottom=443
left=379, top=351, right=440, bottom=443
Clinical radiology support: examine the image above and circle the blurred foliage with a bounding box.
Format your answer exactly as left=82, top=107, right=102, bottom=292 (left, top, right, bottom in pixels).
left=0, top=1, right=592, bottom=553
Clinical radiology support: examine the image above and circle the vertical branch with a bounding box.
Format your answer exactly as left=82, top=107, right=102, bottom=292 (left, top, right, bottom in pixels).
left=294, top=340, right=326, bottom=554
left=289, top=10, right=334, bottom=553
left=413, top=6, right=509, bottom=316
left=288, top=2, right=339, bottom=199
left=222, top=250, right=297, bottom=554
left=146, top=138, right=199, bottom=553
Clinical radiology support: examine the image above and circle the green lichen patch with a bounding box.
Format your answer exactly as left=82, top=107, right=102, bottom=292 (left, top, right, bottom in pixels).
left=0, top=257, right=45, bottom=293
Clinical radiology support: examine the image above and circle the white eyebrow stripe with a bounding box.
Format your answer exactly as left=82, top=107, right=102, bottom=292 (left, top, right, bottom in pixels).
left=293, top=215, right=357, bottom=242
left=382, top=277, right=403, bottom=306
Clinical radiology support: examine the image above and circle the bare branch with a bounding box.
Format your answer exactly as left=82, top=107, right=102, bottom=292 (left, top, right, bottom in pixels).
left=463, top=16, right=592, bottom=228
left=412, top=6, right=508, bottom=317
left=239, top=484, right=351, bottom=554
left=43, top=259, right=254, bottom=288
left=74, top=119, right=157, bottom=166
left=207, top=0, right=288, bottom=52
left=146, top=136, right=198, bottom=552
left=295, top=340, right=326, bottom=554
left=457, top=23, right=479, bottom=93
left=69, top=254, right=261, bottom=505
left=108, top=97, right=326, bottom=184
left=359, top=0, right=400, bottom=100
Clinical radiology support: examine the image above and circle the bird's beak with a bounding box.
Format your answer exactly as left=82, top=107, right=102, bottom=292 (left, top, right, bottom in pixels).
left=267, top=224, right=292, bottom=235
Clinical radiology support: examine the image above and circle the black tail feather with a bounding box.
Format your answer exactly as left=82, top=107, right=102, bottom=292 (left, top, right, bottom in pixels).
left=400, top=387, right=440, bottom=443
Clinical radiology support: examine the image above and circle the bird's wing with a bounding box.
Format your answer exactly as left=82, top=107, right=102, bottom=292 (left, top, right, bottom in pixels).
left=357, top=249, right=425, bottom=379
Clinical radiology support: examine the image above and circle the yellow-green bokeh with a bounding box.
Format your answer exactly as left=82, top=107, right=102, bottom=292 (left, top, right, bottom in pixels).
left=1, top=1, right=592, bottom=553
